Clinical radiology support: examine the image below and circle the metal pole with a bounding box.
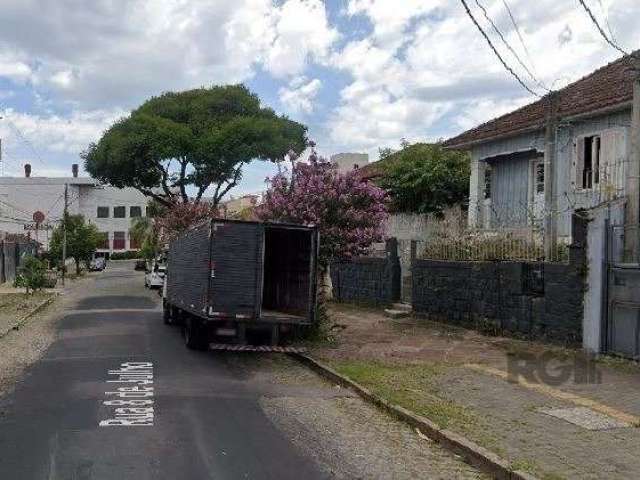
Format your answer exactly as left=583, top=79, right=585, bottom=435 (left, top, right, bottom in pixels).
left=544, top=92, right=559, bottom=260
left=62, top=183, right=68, bottom=286
left=625, top=67, right=640, bottom=262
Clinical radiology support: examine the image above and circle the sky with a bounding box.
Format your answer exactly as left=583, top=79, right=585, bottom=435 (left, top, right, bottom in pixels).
left=0, top=0, right=638, bottom=198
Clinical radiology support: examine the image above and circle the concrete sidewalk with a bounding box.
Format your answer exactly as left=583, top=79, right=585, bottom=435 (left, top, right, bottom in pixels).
left=313, top=303, right=640, bottom=480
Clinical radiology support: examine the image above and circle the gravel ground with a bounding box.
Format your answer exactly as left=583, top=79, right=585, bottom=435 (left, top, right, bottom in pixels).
left=0, top=291, right=53, bottom=335
left=0, top=276, right=94, bottom=398
left=253, top=356, right=486, bottom=480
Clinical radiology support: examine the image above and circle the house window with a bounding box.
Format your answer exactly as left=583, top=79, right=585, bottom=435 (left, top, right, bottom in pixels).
left=483, top=165, right=492, bottom=200
left=129, top=231, right=140, bottom=249
left=98, top=232, right=109, bottom=250
left=577, top=135, right=601, bottom=189
left=113, top=206, right=126, bottom=218
left=113, top=231, right=126, bottom=250
left=535, top=162, right=545, bottom=194
left=97, top=206, right=109, bottom=218
left=130, top=206, right=142, bottom=218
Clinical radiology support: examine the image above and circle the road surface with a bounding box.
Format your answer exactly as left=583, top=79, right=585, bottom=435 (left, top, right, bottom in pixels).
left=0, top=261, right=483, bottom=479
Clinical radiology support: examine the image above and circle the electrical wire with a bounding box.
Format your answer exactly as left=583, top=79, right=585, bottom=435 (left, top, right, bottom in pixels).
left=576, top=0, right=629, bottom=57
left=474, top=0, right=549, bottom=93
left=459, top=0, right=540, bottom=97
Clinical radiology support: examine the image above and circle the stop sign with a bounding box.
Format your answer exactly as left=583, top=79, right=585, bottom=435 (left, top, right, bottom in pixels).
left=33, top=210, right=45, bottom=224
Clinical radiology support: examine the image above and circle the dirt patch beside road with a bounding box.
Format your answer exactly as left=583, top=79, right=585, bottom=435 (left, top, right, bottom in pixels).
left=0, top=278, right=93, bottom=398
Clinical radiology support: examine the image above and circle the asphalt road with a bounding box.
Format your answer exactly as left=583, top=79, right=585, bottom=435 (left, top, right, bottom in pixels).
left=0, top=262, right=330, bottom=480
left=0, top=261, right=485, bottom=480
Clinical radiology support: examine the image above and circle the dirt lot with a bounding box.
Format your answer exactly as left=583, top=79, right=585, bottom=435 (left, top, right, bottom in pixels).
left=0, top=291, right=54, bottom=335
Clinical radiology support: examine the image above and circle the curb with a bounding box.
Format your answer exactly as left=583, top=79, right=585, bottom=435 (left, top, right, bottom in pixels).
left=290, top=353, right=539, bottom=480
left=0, top=294, right=58, bottom=339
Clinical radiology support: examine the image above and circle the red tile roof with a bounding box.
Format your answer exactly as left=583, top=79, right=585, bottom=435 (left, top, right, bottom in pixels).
left=444, top=53, right=638, bottom=149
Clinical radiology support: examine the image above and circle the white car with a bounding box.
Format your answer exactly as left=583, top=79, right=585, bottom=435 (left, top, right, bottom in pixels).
left=144, top=263, right=166, bottom=289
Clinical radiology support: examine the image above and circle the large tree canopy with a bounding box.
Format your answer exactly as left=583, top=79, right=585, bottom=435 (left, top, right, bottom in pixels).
left=376, top=143, right=470, bottom=216
left=83, top=85, right=307, bottom=206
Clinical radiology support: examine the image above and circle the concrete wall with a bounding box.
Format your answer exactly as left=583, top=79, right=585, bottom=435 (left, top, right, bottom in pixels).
left=330, top=257, right=400, bottom=305
left=582, top=199, right=626, bottom=353
left=412, top=215, right=588, bottom=343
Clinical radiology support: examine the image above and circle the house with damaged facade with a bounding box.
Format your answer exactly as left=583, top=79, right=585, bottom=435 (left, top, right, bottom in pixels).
left=438, top=52, right=640, bottom=357
left=445, top=53, right=639, bottom=245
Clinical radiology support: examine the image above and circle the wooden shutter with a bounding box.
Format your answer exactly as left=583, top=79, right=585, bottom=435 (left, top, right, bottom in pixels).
left=575, top=137, right=585, bottom=189
left=601, top=128, right=628, bottom=196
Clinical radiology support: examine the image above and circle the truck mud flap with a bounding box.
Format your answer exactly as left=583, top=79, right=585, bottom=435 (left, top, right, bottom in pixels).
left=208, top=344, right=307, bottom=353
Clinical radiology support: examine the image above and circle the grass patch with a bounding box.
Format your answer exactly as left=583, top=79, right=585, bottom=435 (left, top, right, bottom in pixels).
left=328, top=359, right=477, bottom=431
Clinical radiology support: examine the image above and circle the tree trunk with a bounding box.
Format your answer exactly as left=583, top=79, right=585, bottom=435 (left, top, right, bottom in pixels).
left=75, top=259, right=81, bottom=275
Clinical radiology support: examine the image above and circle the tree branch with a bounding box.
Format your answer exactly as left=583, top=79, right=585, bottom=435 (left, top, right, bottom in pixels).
left=179, top=157, right=188, bottom=203
left=137, top=187, right=173, bottom=208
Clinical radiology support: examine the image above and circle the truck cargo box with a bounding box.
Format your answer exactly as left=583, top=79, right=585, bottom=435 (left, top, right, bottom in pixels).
left=165, top=219, right=318, bottom=345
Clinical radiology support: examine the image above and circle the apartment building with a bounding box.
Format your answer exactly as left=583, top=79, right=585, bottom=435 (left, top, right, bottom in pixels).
left=0, top=164, right=148, bottom=257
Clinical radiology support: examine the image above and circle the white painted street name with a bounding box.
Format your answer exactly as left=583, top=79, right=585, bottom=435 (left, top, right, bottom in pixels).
left=99, top=362, right=155, bottom=427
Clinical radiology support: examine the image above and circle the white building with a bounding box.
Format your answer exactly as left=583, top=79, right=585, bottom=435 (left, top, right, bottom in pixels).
left=330, top=153, right=369, bottom=174
left=0, top=164, right=149, bottom=257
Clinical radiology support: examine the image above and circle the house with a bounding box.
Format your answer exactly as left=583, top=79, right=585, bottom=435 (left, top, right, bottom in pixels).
left=445, top=53, right=639, bottom=243
left=330, top=152, right=369, bottom=174
left=0, top=163, right=149, bottom=257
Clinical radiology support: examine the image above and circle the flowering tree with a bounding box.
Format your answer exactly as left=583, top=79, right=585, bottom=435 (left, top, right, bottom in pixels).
left=256, top=153, right=388, bottom=268
left=156, top=201, right=219, bottom=241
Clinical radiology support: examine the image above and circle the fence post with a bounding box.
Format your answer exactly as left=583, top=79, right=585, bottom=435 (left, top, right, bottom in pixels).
left=386, top=237, right=401, bottom=302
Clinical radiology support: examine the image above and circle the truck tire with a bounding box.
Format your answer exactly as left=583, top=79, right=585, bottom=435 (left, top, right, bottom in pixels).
left=184, top=316, right=207, bottom=351
left=163, top=301, right=172, bottom=325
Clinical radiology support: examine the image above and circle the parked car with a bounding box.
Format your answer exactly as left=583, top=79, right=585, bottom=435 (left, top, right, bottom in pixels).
left=89, top=257, right=106, bottom=271
left=144, top=262, right=166, bottom=289
left=134, top=260, right=147, bottom=271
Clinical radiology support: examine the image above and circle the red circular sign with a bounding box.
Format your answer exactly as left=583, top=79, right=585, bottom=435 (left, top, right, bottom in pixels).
left=33, top=211, right=45, bottom=224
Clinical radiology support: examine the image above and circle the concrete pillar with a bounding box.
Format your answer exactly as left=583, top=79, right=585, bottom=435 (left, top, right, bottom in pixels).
left=624, top=75, right=640, bottom=261
left=468, top=156, right=485, bottom=228
left=544, top=93, right=559, bottom=258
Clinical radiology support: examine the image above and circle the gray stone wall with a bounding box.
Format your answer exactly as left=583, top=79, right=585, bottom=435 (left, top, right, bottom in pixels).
left=331, top=240, right=401, bottom=305
left=412, top=215, right=587, bottom=343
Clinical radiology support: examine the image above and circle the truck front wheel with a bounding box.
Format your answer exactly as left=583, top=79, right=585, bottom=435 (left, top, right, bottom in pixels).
left=184, top=316, right=208, bottom=351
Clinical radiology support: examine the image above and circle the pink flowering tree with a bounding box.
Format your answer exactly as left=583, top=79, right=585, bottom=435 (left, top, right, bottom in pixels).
left=157, top=201, right=219, bottom=241
left=256, top=152, right=388, bottom=269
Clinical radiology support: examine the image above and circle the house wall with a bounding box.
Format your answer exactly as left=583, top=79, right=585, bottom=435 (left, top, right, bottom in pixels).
left=468, top=108, right=633, bottom=240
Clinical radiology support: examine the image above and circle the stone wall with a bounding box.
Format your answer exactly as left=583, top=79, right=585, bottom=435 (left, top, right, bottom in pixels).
left=412, top=215, right=587, bottom=343
left=331, top=239, right=401, bottom=305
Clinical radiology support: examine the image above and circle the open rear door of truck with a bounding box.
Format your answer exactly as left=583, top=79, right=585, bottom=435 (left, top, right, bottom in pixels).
left=207, top=220, right=263, bottom=319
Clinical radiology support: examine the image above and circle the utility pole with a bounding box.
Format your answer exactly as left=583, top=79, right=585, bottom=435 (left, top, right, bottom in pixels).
left=625, top=61, right=640, bottom=262
left=543, top=92, right=559, bottom=260
left=61, top=183, right=68, bottom=286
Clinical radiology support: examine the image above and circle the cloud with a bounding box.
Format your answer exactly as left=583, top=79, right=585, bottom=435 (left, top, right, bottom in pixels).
left=279, top=77, right=322, bottom=114
left=327, top=0, right=640, bottom=158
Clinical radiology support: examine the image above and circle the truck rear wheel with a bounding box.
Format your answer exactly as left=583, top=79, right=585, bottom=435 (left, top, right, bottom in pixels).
left=184, top=316, right=208, bottom=351
left=163, top=301, right=172, bottom=325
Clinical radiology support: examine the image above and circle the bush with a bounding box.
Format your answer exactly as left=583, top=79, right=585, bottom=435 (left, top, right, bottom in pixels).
left=14, top=255, right=47, bottom=293
left=110, top=251, right=140, bottom=260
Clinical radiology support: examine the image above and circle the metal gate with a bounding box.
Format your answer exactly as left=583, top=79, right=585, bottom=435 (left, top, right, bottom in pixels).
left=605, top=224, right=640, bottom=359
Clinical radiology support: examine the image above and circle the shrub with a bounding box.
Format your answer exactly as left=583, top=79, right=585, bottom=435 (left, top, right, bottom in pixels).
left=110, top=251, right=141, bottom=260
left=14, top=255, right=47, bottom=293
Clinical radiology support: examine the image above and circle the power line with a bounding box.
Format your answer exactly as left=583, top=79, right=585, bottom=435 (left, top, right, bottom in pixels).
left=459, top=0, right=540, bottom=97
left=474, top=0, right=549, bottom=92
left=576, top=0, right=628, bottom=57
left=500, top=0, right=538, bottom=76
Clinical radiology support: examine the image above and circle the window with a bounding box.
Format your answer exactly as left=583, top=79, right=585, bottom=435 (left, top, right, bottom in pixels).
left=97, top=206, right=109, bottom=218
left=98, top=232, right=109, bottom=250
left=113, top=206, right=126, bottom=218
left=130, top=206, right=142, bottom=218
left=535, top=162, right=545, bottom=194
left=113, top=231, right=126, bottom=250
left=483, top=165, right=492, bottom=200
left=577, top=135, right=601, bottom=190
left=129, top=231, right=140, bottom=249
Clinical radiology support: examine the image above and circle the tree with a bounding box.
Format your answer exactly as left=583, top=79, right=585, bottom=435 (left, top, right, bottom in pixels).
left=83, top=85, right=307, bottom=207
left=256, top=152, right=388, bottom=268
left=49, top=215, right=100, bottom=275
left=377, top=143, right=470, bottom=216
left=156, top=201, right=219, bottom=241
left=130, top=202, right=164, bottom=260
